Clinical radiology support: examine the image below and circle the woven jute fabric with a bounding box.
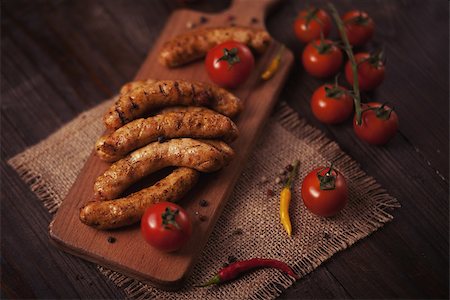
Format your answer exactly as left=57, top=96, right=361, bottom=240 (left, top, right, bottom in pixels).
left=8, top=100, right=400, bottom=299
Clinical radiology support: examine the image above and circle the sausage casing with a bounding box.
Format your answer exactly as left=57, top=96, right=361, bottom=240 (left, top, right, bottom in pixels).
left=119, top=79, right=156, bottom=95
left=80, top=167, right=198, bottom=229
left=159, top=26, right=271, bottom=67
left=94, top=138, right=234, bottom=200
left=104, top=79, right=243, bottom=130
left=96, top=107, right=239, bottom=162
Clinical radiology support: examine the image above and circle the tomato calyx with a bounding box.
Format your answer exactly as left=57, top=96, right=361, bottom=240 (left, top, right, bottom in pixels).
left=324, top=75, right=348, bottom=99
left=217, top=47, right=240, bottom=68
left=358, top=50, right=385, bottom=69
left=363, top=103, right=394, bottom=120
left=317, top=163, right=337, bottom=190
left=324, top=86, right=345, bottom=98
left=301, top=7, right=321, bottom=27
left=313, top=34, right=336, bottom=54
left=161, top=207, right=181, bottom=230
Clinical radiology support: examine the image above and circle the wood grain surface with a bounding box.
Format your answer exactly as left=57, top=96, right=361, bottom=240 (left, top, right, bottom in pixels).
left=1, top=0, right=448, bottom=298
left=49, top=0, right=294, bottom=290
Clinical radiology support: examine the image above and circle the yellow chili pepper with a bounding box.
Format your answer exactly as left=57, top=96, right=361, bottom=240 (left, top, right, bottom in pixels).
left=261, top=45, right=285, bottom=80
left=280, top=160, right=300, bottom=236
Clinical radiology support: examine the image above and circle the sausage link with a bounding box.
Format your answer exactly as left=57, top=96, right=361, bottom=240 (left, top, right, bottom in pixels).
left=159, top=26, right=271, bottom=67
left=96, top=107, right=238, bottom=162
left=104, top=79, right=242, bottom=130
left=119, top=79, right=156, bottom=95
left=80, top=167, right=198, bottom=229
left=94, top=138, right=234, bottom=200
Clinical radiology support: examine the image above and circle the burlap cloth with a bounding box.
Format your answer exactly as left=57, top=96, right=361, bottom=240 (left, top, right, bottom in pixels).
left=8, top=99, right=400, bottom=299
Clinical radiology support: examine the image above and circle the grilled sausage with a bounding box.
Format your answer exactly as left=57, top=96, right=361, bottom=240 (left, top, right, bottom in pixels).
left=94, top=138, right=234, bottom=200
left=80, top=167, right=198, bottom=229
left=96, top=107, right=239, bottom=162
left=104, top=80, right=243, bottom=130
left=159, top=26, right=272, bottom=67
left=120, top=79, right=156, bottom=95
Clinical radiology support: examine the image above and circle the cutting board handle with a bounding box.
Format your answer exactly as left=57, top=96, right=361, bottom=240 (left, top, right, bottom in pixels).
left=226, top=0, right=283, bottom=22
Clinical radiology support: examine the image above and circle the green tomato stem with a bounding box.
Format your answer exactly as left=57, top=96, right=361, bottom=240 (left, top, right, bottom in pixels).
left=327, top=3, right=363, bottom=125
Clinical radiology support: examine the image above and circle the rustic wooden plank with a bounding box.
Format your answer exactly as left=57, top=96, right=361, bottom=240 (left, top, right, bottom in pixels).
left=49, top=0, right=296, bottom=289
left=280, top=267, right=351, bottom=299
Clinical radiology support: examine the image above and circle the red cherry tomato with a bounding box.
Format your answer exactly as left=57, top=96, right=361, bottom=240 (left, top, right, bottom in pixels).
left=311, top=84, right=353, bottom=124
left=342, top=10, right=375, bottom=47
left=294, top=7, right=332, bottom=43
left=301, top=165, right=348, bottom=217
left=353, top=102, right=399, bottom=145
left=302, top=39, right=343, bottom=78
left=345, top=52, right=385, bottom=91
left=141, top=202, right=192, bottom=252
left=205, top=41, right=254, bottom=88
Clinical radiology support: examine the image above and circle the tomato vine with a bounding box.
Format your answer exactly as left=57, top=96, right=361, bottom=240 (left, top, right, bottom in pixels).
left=327, top=3, right=363, bottom=125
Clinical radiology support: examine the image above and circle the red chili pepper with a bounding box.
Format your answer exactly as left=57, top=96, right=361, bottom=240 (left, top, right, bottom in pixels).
left=197, top=258, right=299, bottom=287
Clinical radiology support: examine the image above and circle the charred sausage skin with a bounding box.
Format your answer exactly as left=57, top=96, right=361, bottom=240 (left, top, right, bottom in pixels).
left=94, top=138, right=234, bottom=200
left=96, top=107, right=239, bottom=162
left=80, top=167, right=199, bottom=229
left=104, top=79, right=243, bottom=130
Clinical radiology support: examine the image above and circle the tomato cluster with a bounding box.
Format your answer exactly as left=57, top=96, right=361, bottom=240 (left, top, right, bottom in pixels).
left=293, top=6, right=398, bottom=146
left=292, top=5, right=400, bottom=217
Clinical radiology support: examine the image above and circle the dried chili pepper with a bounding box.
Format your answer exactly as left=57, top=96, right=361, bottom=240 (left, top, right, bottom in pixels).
left=261, top=45, right=285, bottom=80
left=197, top=258, right=299, bottom=287
left=280, top=160, right=299, bottom=236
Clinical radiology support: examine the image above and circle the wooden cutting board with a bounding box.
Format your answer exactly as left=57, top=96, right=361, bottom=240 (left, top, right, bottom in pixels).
left=49, top=0, right=294, bottom=290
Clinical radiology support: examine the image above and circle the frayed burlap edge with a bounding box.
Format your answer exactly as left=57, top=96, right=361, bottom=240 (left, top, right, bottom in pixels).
left=7, top=102, right=400, bottom=300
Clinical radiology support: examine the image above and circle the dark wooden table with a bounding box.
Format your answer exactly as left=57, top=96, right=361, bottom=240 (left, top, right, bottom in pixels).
left=2, top=0, right=448, bottom=298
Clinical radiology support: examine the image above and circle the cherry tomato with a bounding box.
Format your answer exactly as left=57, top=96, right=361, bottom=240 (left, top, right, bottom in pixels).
left=294, top=8, right=332, bottom=43
left=205, top=41, right=255, bottom=88
left=141, top=202, right=192, bottom=252
left=345, top=52, right=385, bottom=91
left=302, top=39, right=343, bottom=78
left=301, top=165, right=348, bottom=217
left=353, top=102, right=399, bottom=145
left=342, top=10, right=375, bottom=47
left=311, top=84, right=353, bottom=124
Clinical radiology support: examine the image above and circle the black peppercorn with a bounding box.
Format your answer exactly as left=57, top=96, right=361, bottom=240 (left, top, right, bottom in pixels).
left=199, top=199, right=208, bottom=207
left=107, top=236, right=116, bottom=243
